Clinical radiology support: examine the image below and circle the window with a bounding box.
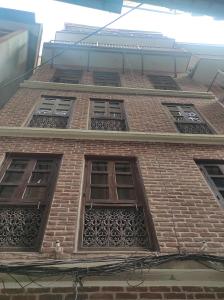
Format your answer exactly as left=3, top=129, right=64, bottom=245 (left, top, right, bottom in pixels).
left=93, top=71, right=121, bottom=87
left=164, top=104, right=213, bottom=134
left=29, top=96, right=74, bottom=129
left=90, top=99, right=127, bottom=131
left=80, top=157, right=155, bottom=250
left=53, top=69, right=82, bottom=84
left=148, top=75, right=180, bottom=90
left=0, top=154, right=60, bottom=251
left=197, top=161, right=224, bottom=207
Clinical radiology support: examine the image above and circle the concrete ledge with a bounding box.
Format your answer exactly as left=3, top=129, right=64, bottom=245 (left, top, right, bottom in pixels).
left=20, top=80, right=215, bottom=99
left=0, top=127, right=224, bottom=145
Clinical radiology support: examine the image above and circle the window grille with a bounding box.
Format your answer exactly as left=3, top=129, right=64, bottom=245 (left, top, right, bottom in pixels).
left=93, top=71, right=121, bottom=87
left=0, top=154, right=60, bottom=250
left=164, top=104, right=213, bottom=134
left=148, top=75, right=180, bottom=90
left=197, top=161, right=224, bottom=207
left=81, top=158, right=154, bottom=250
left=90, top=99, right=127, bottom=131
left=29, top=96, right=74, bottom=129
left=53, top=69, right=82, bottom=84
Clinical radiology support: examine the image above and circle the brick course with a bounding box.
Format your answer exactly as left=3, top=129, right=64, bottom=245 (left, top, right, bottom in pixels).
left=0, top=286, right=223, bottom=300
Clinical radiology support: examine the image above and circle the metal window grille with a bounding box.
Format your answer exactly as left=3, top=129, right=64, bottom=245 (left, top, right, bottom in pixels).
left=0, top=155, right=60, bottom=251
left=148, top=75, right=180, bottom=90
left=29, top=97, right=74, bottom=129
left=81, top=158, right=152, bottom=250
left=164, top=104, right=213, bottom=134
left=93, top=71, right=121, bottom=87
left=90, top=99, right=127, bottom=131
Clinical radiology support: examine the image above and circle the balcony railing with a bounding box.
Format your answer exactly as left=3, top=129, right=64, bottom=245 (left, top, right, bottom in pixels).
left=49, top=40, right=185, bottom=52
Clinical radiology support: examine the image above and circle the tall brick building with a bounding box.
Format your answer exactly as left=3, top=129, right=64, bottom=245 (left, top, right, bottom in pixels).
left=0, top=24, right=224, bottom=299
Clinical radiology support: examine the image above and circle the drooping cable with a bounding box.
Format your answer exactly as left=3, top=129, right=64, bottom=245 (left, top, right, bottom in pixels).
left=0, top=3, right=142, bottom=90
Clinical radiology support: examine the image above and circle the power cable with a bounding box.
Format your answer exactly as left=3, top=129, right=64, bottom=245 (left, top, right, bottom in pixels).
left=0, top=3, right=142, bottom=91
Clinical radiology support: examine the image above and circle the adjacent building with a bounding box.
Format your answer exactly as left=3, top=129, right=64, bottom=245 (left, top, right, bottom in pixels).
left=0, top=24, right=224, bottom=299
left=0, top=8, right=42, bottom=107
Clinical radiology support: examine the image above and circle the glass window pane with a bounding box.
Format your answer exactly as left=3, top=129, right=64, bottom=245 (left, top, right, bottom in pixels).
left=219, top=190, right=224, bottom=199
left=116, top=174, right=133, bottom=185
left=115, top=162, right=131, bottom=173
left=94, top=112, right=105, bottom=116
left=37, top=108, right=52, bottom=114
left=35, top=160, right=53, bottom=170
left=24, top=187, right=46, bottom=200
left=2, top=171, right=23, bottom=183
left=9, top=160, right=28, bottom=170
left=93, top=101, right=105, bottom=107
left=30, top=172, right=50, bottom=184
left=55, top=110, right=68, bottom=116
left=110, top=112, right=121, bottom=118
left=117, top=188, right=136, bottom=200
left=92, top=161, right=107, bottom=171
left=205, top=166, right=222, bottom=175
left=91, top=174, right=108, bottom=184
left=109, top=101, right=120, bottom=107
left=0, top=186, right=16, bottom=198
left=91, top=187, right=109, bottom=199
left=212, top=177, right=224, bottom=188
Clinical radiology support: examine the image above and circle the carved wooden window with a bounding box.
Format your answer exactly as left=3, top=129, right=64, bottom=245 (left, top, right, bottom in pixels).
left=53, top=69, right=82, bottom=84
left=148, top=75, right=180, bottom=90
left=29, top=96, right=74, bottom=129
left=93, top=71, right=121, bottom=87
left=81, top=157, right=155, bottom=250
left=0, top=154, right=60, bottom=251
left=197, top=161, right=224, bottom=207
left=164, top=104, right=213, bottom=134
left=90, top=99, right=127, bottom=131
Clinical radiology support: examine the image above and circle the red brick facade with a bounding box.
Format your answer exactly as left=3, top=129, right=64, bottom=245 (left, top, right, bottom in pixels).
left=0, top=66, right=224, bottom=298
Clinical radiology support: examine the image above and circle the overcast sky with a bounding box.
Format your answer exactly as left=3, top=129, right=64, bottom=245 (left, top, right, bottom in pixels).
left=1, top=0, right=224, bottom=48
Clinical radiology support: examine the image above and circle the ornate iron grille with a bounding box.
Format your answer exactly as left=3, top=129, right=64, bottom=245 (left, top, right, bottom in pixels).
left=175, top=122, right=212, bottom=134
left=29, top=115, right=68, bottom=129
left=82, top=207, right=149, bottom=248
left=91, top=118, right=126, bottom=131
left=0, top=206, right=43, bottom=249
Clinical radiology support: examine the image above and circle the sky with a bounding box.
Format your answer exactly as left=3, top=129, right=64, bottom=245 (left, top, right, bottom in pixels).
left=0, top=0, right=224, bottom=48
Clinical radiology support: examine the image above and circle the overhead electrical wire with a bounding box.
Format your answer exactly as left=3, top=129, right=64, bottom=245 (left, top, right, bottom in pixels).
left=0, top=3, right=142, bottom=91
left=0, top=253, right=223, bottom=278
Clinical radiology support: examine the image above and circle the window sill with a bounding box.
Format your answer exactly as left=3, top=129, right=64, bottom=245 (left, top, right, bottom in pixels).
left=21, top=80, right=215, bottom=100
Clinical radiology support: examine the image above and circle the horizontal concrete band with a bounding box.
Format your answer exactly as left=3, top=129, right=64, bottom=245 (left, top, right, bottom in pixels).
left=0, top=127, right=224, bottom=145
left=21, top=80, right=215, bottom=99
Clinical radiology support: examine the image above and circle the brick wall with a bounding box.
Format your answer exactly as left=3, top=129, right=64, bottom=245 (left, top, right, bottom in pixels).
left=0, top=286, right=224, bottom=299
left=0, top=87, right=223, bottom=134
left=0, top=138, right=223, bottom=258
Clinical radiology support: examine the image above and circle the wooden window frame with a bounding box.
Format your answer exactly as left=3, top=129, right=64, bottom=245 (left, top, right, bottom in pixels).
left=93, top=71, right=121, bottom=87
left=29, top=95, right=75, bottom=129
left=79, top=155, right=159, bottom=251
left=89, top=99, right=128, bottom=131
left=163, top=103, right=214, bottom=134
left=197, top=160, right=224, bottom=207
left=148, top=75, right=180, bottom=90
left=0, top=153, right=61, bottom=251
left=53, top=69, right=83, bottom=84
